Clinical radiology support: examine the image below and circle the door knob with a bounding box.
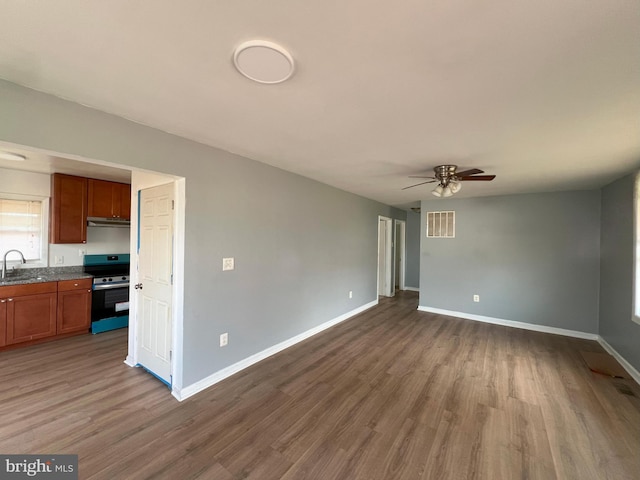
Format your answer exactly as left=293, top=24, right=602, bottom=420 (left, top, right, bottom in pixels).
left=134, top=283, right=143, bottom=290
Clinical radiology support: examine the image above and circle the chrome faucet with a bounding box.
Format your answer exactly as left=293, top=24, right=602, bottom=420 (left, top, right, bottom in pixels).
left=2, top=249, right=26, bottom=279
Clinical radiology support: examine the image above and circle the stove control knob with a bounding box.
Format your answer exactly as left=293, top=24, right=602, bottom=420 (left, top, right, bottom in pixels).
left=122, top=276, right=126, bottom=281
left=108, top=278, right=113, bottom=282
left=102, top=278, right=107, bottom=283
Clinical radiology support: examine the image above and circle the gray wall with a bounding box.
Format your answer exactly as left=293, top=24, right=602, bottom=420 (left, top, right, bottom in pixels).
left=404, top=210, right=420, bottom=289
left=0, top=80, right=405, bottom=388
left=419, top=190, right=601, bottom=333
left=600, top=173, right=640, bottom=371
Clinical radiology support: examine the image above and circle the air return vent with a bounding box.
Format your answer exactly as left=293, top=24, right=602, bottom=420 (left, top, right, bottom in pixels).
left=426, top=211, right=455, bottom=238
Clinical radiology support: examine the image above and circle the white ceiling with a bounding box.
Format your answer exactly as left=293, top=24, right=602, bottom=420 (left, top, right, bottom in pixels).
left=0, top=142, right=132, bottom=183
left=0, top=1, right=638, bottom=207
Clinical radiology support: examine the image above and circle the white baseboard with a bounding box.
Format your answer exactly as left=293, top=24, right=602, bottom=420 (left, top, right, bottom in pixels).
left=124, top=356, right=136, bottom=367
left=416, top=306, right=599, bottom=340
left=173, top=299, right=378, bottom=401
left=403, top=286, right=419, bottom=292
left=596, top=336, right=640, bottom=385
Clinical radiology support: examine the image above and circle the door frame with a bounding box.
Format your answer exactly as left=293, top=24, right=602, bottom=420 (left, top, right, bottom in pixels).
left=126, top=174, right=185, bottom=397
left=377, top=215, right=394, bottom=297
left=394, top=219, right=406, bottom=291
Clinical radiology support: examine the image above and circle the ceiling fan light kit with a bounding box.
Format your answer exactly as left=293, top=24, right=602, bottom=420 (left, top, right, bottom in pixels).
left=449, top=181, right=462, bottom=194
left=404, top=164, right=495, bottom=197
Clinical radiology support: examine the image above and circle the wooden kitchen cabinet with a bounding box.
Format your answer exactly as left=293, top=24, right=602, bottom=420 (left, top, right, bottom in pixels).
left=57, top=278, right=92, bottom=334
left=50, top=173, right=88, bottom=244
left=88, top=179, right=131, bottom=220
left=2, top=282, right=57, bottom=345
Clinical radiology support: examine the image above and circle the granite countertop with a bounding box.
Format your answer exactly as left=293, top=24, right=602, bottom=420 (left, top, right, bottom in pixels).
left=0, top=266, right=92, bottom=287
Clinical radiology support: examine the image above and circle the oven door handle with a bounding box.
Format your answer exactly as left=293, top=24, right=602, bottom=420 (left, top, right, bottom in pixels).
left=93, top=282, right=130, bottom=291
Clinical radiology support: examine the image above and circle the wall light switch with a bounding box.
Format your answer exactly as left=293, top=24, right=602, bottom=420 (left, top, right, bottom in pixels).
left=222, top=257, right=235, bottom=271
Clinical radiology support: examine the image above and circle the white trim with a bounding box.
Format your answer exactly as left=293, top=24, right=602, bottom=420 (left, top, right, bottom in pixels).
left=127, top=187, right=138, bottom=370
left=171, top=178, right=186, bottom=391
left=416, top=306, right=599, bottom=340
left=597, top=336, right=640, bottom=385
left=172, top=299, right=378, bottom=401
left=404, top=286, right=420, bottom=292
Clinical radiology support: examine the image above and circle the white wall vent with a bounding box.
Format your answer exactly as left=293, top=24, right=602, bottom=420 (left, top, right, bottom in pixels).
left=426, top=211, right=455, bottom=238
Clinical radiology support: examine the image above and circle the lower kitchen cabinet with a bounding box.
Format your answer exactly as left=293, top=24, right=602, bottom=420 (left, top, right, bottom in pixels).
left=0, top=278, right=92, bottom=350
left=57, top=278, right=92, bottom=334
left=3, top=283, right=58, bottom=345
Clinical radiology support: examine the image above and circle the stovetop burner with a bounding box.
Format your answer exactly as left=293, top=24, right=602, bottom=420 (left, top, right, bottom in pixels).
left=92, top=274, right=130, bottom=285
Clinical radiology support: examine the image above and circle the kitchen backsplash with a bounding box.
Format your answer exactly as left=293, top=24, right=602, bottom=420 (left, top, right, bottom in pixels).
left=49, top=226, right=131, bottom=267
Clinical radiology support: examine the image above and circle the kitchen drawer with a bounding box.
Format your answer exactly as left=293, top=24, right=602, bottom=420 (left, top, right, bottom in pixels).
left=58, top=278, right=92, bottom=292
left=0, top=281, right=57, bottom=298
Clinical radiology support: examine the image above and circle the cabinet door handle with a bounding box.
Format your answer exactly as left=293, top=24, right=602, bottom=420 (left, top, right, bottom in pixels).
left=134, top=283, right=143, bottom=290
left=74, top=283, right=79, bottom=286
left=0, top=299, right=5, bottom=303
left=7, top=298, right=13, bottom=302
left=87, top=289, right=92, bottom=293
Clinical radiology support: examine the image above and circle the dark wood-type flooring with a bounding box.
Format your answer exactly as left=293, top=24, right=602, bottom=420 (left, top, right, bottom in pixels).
left=1, top=291, right=639, bottom=479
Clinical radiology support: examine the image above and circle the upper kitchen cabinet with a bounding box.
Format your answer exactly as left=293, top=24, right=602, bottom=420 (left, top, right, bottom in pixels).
left=88, top=179, right=131, bottom=220
left=50, top=173, right=87, bottom=244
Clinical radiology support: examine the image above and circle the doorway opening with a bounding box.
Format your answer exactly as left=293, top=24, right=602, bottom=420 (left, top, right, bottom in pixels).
left=0, top=140, right=185, bottom=396
left=127, top=172, right=185, bottom=393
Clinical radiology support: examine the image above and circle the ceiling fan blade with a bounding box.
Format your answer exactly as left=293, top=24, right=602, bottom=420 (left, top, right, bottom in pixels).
left=455, top=168, right=484, bottom=177
left=402, top=180, right=436, bottom=190
left=458, top=175, right=496, bottom=181
left=408, top=175, right=436, bottom=179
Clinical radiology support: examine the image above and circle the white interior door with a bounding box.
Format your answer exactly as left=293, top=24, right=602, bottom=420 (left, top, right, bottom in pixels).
left=378, top=217, right=393, bottom=297
left=136, top=182, right=174, bottom=384
left=395, top=220, right=406, bottom=291
left=378, top=219, right=386, bottom=295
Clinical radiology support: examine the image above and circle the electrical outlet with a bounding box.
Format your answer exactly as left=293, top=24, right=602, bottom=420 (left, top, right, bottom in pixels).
left=222, top=257, right=234, bottom=271
left=78, top=249, right=86, bottom=257
left=473, top=294, right=480, bottom=302
left=55, top=255, right=64, bottom=265
left=349, top=291, right=353, bottom=299
left=220, top=333, right=229, bottom=347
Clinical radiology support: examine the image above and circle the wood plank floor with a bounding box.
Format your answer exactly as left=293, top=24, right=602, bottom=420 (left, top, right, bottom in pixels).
left=1, top=291, right=639, bottom=479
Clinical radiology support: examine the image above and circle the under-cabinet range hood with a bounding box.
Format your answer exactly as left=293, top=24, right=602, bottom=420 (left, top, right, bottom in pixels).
left=87, top=217, right=130, bottom=227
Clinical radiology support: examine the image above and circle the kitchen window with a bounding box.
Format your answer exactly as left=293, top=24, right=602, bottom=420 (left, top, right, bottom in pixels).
left=0, top=195, right=48, bottom=267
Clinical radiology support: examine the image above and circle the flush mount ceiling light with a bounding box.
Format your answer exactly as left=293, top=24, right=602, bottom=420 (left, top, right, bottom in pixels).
left=0, top=151, right=26, bottom=162
left=233, top=40, right=295, bottom=84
